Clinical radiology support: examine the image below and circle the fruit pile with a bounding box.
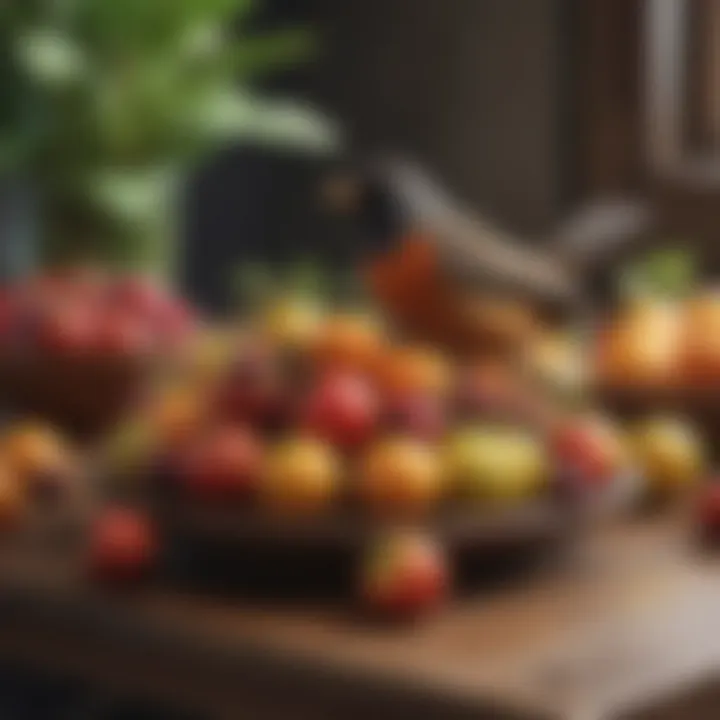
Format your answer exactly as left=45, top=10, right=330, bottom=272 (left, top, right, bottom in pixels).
left=0, top=267, right=195, bottom=360
left=111, top=316, right=597, bottom=516
left=0, top=423, right=76, bottom=527
left=91, top=276, right=713, bottom=619
left=597, top=291, right=720, bottom=392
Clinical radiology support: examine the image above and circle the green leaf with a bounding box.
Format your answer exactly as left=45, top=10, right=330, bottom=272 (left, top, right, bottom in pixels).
left=188, top=88, right=339, bottom=153
left=14, top=29, right=88, bottom=89
left=619, top=248, right=697, bottom=300
left=284, top=258, right=328, bottom=299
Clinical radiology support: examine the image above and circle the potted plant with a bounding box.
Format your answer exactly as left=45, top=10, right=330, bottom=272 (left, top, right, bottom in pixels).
left=0, top=0, right=337, bottom=277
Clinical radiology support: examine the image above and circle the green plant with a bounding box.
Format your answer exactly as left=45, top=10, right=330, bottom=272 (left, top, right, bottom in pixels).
left=0, top=0, right=338, bottom=272
left=618, top=247, right=697, bottom=301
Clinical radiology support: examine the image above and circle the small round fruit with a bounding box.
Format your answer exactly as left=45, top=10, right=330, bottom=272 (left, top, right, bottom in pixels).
left=359, top=531, right=449, bottom=620
left=218, top=344, right=289, bottom=428
left=149, top=388, right=208, bottom=449
left=89, top=507, right=157, bottom=584
left=313, top=313, right=384, bottom=372
left=359, top=438, right=443, bottom=516
left=302, top=372, right=380, bottom=450
left=262, top=296, right=322, bottom=350
left=550, top=415, right=629, bottom=490
left=3, top=423, right=74, bottom=487
left=377, top=346, right=451, bottom=397
left=443, top=426, right=548, bottom=501
left=261, top=437, right=340, bottom=516
left=597, top=300, right=680, bottom=388
left=629, top=417, right=705, bottom=495
left=531, top=333, right=589, bottom=400
left=681, top=293, right=720, bottom=384
left=181, top=426, right=264, bottom=502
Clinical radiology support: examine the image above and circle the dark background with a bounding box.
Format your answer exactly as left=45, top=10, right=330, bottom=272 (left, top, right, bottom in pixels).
left=184, top=0, right=575, bottom=312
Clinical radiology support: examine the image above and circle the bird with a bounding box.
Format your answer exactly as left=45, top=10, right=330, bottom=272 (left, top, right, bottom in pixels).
left=320, top=157, right=583, bottom=353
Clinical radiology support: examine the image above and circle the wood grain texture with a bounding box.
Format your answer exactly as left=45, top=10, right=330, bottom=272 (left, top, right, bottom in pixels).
left=0, top=511, right=717, bottom=719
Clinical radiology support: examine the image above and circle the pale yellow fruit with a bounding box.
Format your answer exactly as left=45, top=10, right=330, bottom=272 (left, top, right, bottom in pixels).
left=630, top=417, right=705, bottom=493
left=262, top=297, right=322, bottom=350
left=444, top=427, right=548, bottom=501
left=598, top=301, right=680, bottom=388
left=3, top=423, right=72, bottom=483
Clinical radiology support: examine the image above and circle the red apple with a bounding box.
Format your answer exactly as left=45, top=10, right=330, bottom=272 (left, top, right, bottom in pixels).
left=93, top=310, right=154, bottom=358
left=550, top=415, right=628, bottom=491
left=218, top=345, right=290, bottom=428
left=383, top=393, right=447, bottom=441
left=261, top=436, right=340, bottom=516
left=181, top=426, right=264, bottom=501
left=359, top=531, right=449, bottom=620
left=36, top=303, right=97, bottom=356
left=302, top=372, right=380, bottom=449
left=89, top=507, right=157, bottom=583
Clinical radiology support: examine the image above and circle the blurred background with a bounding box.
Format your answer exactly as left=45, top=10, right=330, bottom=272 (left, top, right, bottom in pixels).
left=7, top=0, right=719, bottom=311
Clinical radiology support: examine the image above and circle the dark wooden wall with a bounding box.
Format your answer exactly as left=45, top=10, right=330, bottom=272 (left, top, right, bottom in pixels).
left=184, top=0, right=575, bottom=311
left=312, top=0, right=571, bottom=236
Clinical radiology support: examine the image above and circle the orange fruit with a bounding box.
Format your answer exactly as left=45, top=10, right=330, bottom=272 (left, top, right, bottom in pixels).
left=376, top=345, right=451, bottom=397
left=682, top=293, right=720, bottom=385
left=359, top=438, right=443, bottom=517
left=149, top=388, right=208, bottom=448
left=261, top=437, right=341, bottom=516
left=597, top=300, right=680, bottom=389
left=3, top=423, right=73, bottom=483
left=313, top=313, right=385, bottom=372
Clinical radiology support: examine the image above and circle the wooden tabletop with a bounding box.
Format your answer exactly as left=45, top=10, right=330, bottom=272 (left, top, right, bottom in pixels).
left=0, top=510, right=718, bottom=720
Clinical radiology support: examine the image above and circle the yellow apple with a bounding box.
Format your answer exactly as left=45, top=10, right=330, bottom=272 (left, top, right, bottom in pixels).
left=629, top=416, right=705, bottom=494
left=443, top=426, right=548, bottom=501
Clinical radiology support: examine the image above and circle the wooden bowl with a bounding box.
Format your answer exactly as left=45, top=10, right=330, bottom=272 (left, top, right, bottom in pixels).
left=0, top=353, right=155, bottom=439
left=150, top=494, right=578, bottom=600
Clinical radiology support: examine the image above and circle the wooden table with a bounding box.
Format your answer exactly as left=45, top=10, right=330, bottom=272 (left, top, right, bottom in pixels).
left=0, top=511, right=718, bottom=720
